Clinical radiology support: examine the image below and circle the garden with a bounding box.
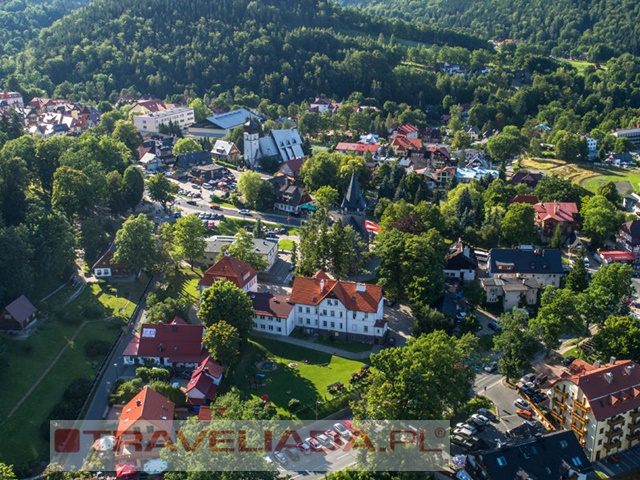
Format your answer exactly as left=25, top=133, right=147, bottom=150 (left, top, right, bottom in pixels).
left=232, top=336, right=370, bottom=419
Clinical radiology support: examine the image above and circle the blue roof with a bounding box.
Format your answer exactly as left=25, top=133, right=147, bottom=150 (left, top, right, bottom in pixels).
left=206, top=109, right=259, bottom=130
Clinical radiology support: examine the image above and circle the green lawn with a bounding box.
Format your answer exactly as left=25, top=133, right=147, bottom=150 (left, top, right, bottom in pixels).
left=178, top=267, right=202, bottom=304
left=559, top=59, right=599, bottom=74
left=233, top=337, right=368, bottom=417
left=583, top=171, right=640, bottom=194
left=0, top=277, right=147, bottom=469
left=278, top=239, right=294, bottom=251
left=214, top=217, right=300, bottom=237
left=313, top=334, right=373, bottom=353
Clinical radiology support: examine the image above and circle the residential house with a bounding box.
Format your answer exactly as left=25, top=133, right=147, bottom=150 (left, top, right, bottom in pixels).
left=289, top=270, right=386, bottom=344
left=426, top=145, right=451, bottom=167
left=612, top=125, right=640, bottom=149
left=115, top=386, right=175, bottom=467
left=132, top=107, right=195, bottom=134
left=413, top=168, right=437, bottom=190
left=510, top=171, right=543, bottom=188
left=176, top=151, right=213, bottom=170
left=129, top=98, right=175, bottom=115
left=534, top=202, right=579, bottom=242
left=549, top=358, right=640, bottom=462
left=0, top=295, right=37, bottom=331
left=185, top=356, right=224, bottom=405
left=92, top=242, right=130, bottom=279
left=444, top=241, right=477, bottom=282
left=271, top=177, right=312, bottom=214
left=251, top=292, right=296, bottom=336
left=623, top=193, right=640, bottom=215
left=480, top=276, right=539, bottom=311
left=334, top=142, right=379, bottom=157
left=606, top=152, right=635, bottom=168
left=462, top=125, right=481, bottom=142
left=585, top=136, right=598, bottom=160
left=188, top=108, right=259, bottom=140
left=459, top=430, right=594, bottom=479
left=390, top=136, right=422, bottom=156
left=617, top=221, right=640, bottom=265
left=434, top=167, right=456, bottom=188
left=277, top=158, right=306, bottom=182
left=211, top=140, right=241, bottom=164
left=0, top=91, right=23, bottom=109
left=189, top=163, right=226, bottom=184
left=308, top=96, right=333, bottom=114
left=509, top=194, right=539, bottom=205
left=122, top=321, right=206, bottom=368
left=359, top=133, right=379, bottom=144
left=138, top=152, right=162, bottom=173
left=487, top=247, right=565, bottom=288
left=203, top=236, right=278, bottom=270
left=455, top=167, right=499, bottom=183
left=198, top=254, right=258, bottom=293
left=595, top=249, right=637, bottom=267
left=394, top=124, right=419, bottom=139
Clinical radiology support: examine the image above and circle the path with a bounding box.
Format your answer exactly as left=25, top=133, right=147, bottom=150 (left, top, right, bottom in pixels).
left=1, top=321, right=88, bottom=424
left=252, top=331, right=372, bottom=360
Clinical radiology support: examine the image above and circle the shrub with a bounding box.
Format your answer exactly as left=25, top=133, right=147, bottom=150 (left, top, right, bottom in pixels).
left=288, top=398, right=301, bottom=411
left=63, top=378, right=92, bottom=403
left=84, top=339, right=111, bottom=357
left=136, top=367, right=171, bottom=383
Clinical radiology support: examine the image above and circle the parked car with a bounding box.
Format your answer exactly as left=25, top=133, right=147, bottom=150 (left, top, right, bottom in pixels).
left=453, top=427, right=474, bottom=439
left=471, top=414, right=490, bottom=426
left=484, top=361, right=498, bottom=373
left=561, top=356, right=576, bottom=367
left=385, top=298, right=396, bottom=307
left=238, top=209, right=251, bottom=215
left=467, top=417, right=486, bottom=430
left=531, top=393, right=546, bottom=404
left=186, top=200, right=197, bottom=205
left=284, top=447, right=299, bottom=461
left=487, top=321, right=499, bottom=331
left=273, top=450, right=288, bottom=466
left=306, top=437, right=321, bottom=451
left=386, top=336, right=396, bottom=347
left=455, top=423, right=477, bottom=434
left=315, top=433, right=332, bottom=448
left=174, top=211, right=182, bottom=218
left=514, top=398, right=531, bottom=410
left=297, top=442, right=311, bottom=455
left=210, top=204, right=222, bottom=210
left=521, top=386, right=538, bottom=397
left=193, top=192, right=201, bottom=198
left=517, top=408, right=533, bottom=420
left=477, top=408, right=494, bottom=420
left=451, top=434, right=475, bottom=449
left=520, top=373, right=536, bottom=384
left=325, top=429, right=341, bottom=443
left=191, top=184, right=201, bottom=189
left=334, top=423, right=351, bottom=439
left=534, top=373, right=548, bottom=385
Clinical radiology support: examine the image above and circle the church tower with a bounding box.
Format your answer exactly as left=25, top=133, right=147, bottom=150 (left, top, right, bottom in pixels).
left=243, top=118, right=260, bottom=167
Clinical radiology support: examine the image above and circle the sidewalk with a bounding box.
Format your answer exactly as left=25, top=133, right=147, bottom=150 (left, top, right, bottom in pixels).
left=251, top=331, right=373, bottom=360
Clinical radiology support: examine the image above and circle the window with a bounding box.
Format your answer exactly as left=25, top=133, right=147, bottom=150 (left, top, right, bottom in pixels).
left=331, top=322, right=335, bottom=328
left=315, top=319, right=318, bottom=325
left=496, top=457, right=507, bottom=466
left=339, top=323, right=343, bottom=329
left=598, top=439, right=602, bottom=446
left=268, top=325, right=274, bottom=331
left=365, top=313, right=369, bottom=319
left=339, top=311, right=343, bottom=318
left=146, top=425, right=154, bottom=434
left=277, top=327, right=281, bottom=332
left=298, top=306, right=302, bottom=312
left=260, top=324, right=265, bottom=329
left=306, top=307, right=310, bottom=314
left=323, top=321, right=327, bottom=327
left=352, top=325, right=357, bottom=332
left=363, top=326, right=368, bottom=333
left=599, top=428, right=604, bottom=435
left=276, top=318, right=281, bottom=323
left=353, top=312, right=357, bottom=319
left=306, top=319, right=310, bottom=325
left=571, top=457, right=582, bottom=467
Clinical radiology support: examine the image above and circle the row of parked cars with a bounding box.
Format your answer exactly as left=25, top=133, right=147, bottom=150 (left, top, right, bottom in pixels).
left=267, top=423, right=352, bottom=467
left=451, top=408, right=494, bottom=450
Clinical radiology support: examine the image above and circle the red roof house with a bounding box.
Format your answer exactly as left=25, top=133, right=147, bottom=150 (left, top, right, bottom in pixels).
left=395, top=124, right=419, bottom=139
left=596, top=249, right=637, bottom=265
left=334, top=142, right=380, bottom=157
left=509, top=195, right=539, bottom=205
left=0, top=295, right=37, bottom=331
left=185, top=356, right=224, bottom=405
left=534, top=202, right=579, bottom=242
left=116, top=386, right=175, bottom=438
left=390, top=136, right=422, bottom=155
left=123, top=323, right=206, bottom=367
left=198, top=254, right=257, bottom=293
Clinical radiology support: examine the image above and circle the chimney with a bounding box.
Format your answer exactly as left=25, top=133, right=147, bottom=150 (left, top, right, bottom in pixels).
left=136, top=399, right=141, bottom=407
left=356, top=283, right=366, bottom=293
left=320, top=279, right=325, bottom=293
left=610, top=356, right=617, bottom=366
left=605, top=372, right=613, bottom=384
left=626, top=364, right=634, bottom=376
left=554, top=204, right=559, bottom=214
left=595, top=360, right=601, bottom=368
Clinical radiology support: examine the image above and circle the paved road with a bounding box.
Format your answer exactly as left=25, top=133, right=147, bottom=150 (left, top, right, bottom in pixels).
left=473, top=371, right=526, bottom=435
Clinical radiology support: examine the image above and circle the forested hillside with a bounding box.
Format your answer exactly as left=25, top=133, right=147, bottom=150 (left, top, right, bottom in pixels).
left=0, top=0, right=90, bottom=56
left=339, top=0, right=640, bottom=59
left=4, top=0, right=487, bottom=104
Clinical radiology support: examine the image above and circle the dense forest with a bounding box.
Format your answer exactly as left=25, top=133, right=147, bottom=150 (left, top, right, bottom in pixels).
left=0, top=0, right=90, bottom=56
left=2, top=0, right=487, bottom=104
left=339, top=0, right=640, bottom=59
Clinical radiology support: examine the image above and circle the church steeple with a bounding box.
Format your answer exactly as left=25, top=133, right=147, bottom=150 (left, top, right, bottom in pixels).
left=341, top=171, right=366, bottom=213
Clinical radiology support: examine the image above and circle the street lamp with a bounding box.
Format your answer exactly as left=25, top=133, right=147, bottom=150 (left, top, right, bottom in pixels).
left=114, top=363, right=119, bottom=380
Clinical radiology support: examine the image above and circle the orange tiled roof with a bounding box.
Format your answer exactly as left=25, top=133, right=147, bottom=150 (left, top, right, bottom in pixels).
left=199, top=255, right=256, bottom=290
left=116, top=386, right=174, bottom=437
left=391, top=137, right=422, bottom=151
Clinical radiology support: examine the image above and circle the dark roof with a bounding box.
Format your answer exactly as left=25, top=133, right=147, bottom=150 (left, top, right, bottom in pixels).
left=470, top=431, right=593, bottom=479
left=4, top=295, right=37, bottom=324
left=620, top=220, right=640, bottom=245
left=177, top=151, right=212, bottom=168
left=251, top=292, right=294, bottom=319
left=446, top=251, right=477, bottom=271
left=488, top=248, right=564, bottom=275
left=510, top=171, right=543, bottom=186
left=341, top=172, right=366, bottom=211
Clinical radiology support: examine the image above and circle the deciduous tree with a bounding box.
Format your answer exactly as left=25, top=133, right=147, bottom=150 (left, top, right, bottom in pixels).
left=203, top=320, right=241, bottom=366
left=198, top=279, right=254, bottom=337
left=493, top=308, right=538, bottom=379
left=501, top=202, right=537, bottom=246
left=147, top=173, right=178, bottom=211
left=51, top=166, right=94, bottom=219
left=173, top=214, right=206, bottom=267
left=173, top=138, right=203, bottom=156
left=219, top=228, right=268, bottom=271
left=113, top=214, right=157, bottom=275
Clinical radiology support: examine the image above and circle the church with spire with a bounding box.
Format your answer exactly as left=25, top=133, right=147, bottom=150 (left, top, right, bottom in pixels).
left=332, top=171, right=368, bottom=238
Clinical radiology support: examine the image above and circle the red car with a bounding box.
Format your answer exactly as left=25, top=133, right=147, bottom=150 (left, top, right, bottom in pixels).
left=305, top=437, right=321, bottom=451
left=210, top=204, right=222, bottom=210
left=324, top=429, right=341, bottom=444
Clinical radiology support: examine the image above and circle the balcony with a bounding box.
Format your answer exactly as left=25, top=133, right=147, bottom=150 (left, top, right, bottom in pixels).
left=608, top=416, right=625, bottom=428
left=627, top=430, right=640, bottom=442
left=550, top=409, right=564, bottom=424
left=552, top=397, right=567, bottom=411
left=604, top=438, right=622, bottom=451
left=605, top=428, right=623, bottom=439
left=571, top=423, right=587, bottom=438
left=574, top=396, right=590, bottom=413
left=630, top=410, right=640, bottom=423
left=572, top=409, right=587, bottom=425
left=554, top=387, right=568, bottom=401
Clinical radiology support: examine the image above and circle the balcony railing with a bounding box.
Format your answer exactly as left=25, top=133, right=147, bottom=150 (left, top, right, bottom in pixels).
left=605, top=428, right=623, bottom=439
left=574, top=396, right=590, bottom=413
left=608, top=416, right=625, bottom=428
left=554, top=387, right=568, bottom=400
left=604, top=438, right=622, bottom=451
left=550, top=409, right=564, bottom=424
left=630, top=410, right=640, bottom=422
left=572, top=410, right=587, bottom=425
left=571, top=423, right=587, bottom=438
left=627, top=430, right=640, bottom=442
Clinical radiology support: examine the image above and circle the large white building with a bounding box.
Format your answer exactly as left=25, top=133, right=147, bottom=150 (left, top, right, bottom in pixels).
left=613, top=126, right=640, bottom=149
left=0, top=91, right=23, bottom=109
left=203, top=236, right=278, bottom=270
left=243, top=119, right=305, bottom=167
left=288, top=271, right=386, bottom=344
left=251, top=292, right=296, bottom=336
left=132, top=106, right=195, bottom=134
left=188, top=108, right=259, bottom=139
left=550, top=358, right=640, bottom=462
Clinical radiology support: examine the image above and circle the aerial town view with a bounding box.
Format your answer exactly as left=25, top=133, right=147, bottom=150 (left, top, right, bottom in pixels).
left=3, top=0, right=640, bottom=479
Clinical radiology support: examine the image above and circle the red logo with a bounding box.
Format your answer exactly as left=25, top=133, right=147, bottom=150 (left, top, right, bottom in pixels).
left=55, top=429, right=80, bottom=453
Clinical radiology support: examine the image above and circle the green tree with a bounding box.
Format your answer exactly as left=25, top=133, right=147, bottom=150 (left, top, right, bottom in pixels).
left=203, top=320, right=241, bottom=366
left=300, top=151, right=341, bottom=193
left=0, top=155, right=29, bottom=226
left=314, top=185, right=339, bottom=209
left=580, top=195, right=624, bottom=248
left=113, top=214, right=157, bottom=275
left=597, top=181, right=622, bottom=207
left=586, top=263, right=635, bottom=324
left=146, top=297, right=190, bottom=324
left=553, top=131, right=588, bottom=162
left=614, top=136, right=635, bottom=153
left=593, top=315, right=640, bottom=361
left=147, top=173, right=179, bottom=211
left=173, top=214, right=206, bottom=267
left=566, top=256, right=589, bottom=292
left=0, top=462, right=17, bottom=480
left=411, top=303, right=451, bottom=337
left=122, top=165, right=145, bottom=211
left=99, top=109, right=125, bottom=134
left=493, top=308, right=538, bottom=379
left=501, top=202, right=537, bottom=246
left=112, top=120, right=141, bottom=158
left=253, top=217, right=265, bottom=238
left=219, top=228, right=268, bottom=271
left=352, top=331, right=478, bottom=420
left=149, top=381, right=187, bottom=406
left=451, top=130, right=472, bottom=150
left=51, top=166, right=94, bottom=219
left=529, top=287, right=583, bottom=353
left=550, top=223, right=564, bottom=249
left=173, top=138, right=203, bottom=156
left=106, top=171, right=129, bottom=214
left=464, top=279, right=485, bottom=307
left=189, top=98, right=213, bottom=122
left=237, top=171, right=272, bottom=209
left=198, top=279, right=254, bottom=336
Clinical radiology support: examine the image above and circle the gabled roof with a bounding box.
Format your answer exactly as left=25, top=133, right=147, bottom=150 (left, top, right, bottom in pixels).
left=186, top=356, right=224, bottom=404
left=123, top=323, right=206, bottom=364
left=269, top=129, right=305, bottom=161
left=471, top=430, right=593, bottom=479
left=445, top=251, right=477, bottom=271
left=3, top=295, right=37, bottom=324
left=199, top=254, right=257, bottom=290
left=562, top=360, right=640, bottom=421
left=341, top=172, right=366, bottom=211
left=509, top=194, right=539, bottom=205
left=489, top=248, right=564, bottom=275
left=620, top=220, right=640, bottom=245
left=212, top=140, right=239, bottom=156
left=277, top=157, right=306, bottom=178
left=597, top=249, right=636, bottom=262
left=510, top=171, right=543, bottom=186
left=117, top=386, right=175, bottom=437
left=396, top=124, right=419, bottom=136
left=534, top=202, right=578, bottom=224
left=390, top=136, right=422, bottom=150
left=206, top=108, right=258, bottom=130
left=289, top=271, right=383, bottom=313
left=335, top=142, right=379, bottom=153
left=251, top=292, right=294, bottom=319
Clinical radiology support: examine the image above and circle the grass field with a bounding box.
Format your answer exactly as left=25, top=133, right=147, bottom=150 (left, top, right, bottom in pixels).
left=559, top=59, right=598, bottom=74
left=0, top=278, right=147, bottom=470
left=278, top=239, right=294, bottom=251
left=214, top=217, right=300, bottom=237
left=233, top=337, right=368, bottom=418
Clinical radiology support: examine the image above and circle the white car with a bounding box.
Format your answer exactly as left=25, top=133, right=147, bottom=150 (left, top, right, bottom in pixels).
left=453, top=427, right=474, bottom=439
left=238, top=209, right=251, bottom=215
left=520, top=373, right=536, bottom=384
left=471, top=413, right=489, bottom=425
left=334, top=422, right=351, bottom=439
left=514, top=398, right=531, bottom=410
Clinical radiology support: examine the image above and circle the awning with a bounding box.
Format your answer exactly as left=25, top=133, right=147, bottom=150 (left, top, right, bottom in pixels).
left=115, top=464, right=137, bottom=478
left=365, top=220, right=380, bottom=233
left=300, top=203, right=317, bottom=211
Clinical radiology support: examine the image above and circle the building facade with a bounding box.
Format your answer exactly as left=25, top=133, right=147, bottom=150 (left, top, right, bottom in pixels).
left=251, top=292, right=296, bottom=336
left=132, top=107, right=195, bottom=134
left=487, top=247, right=565, bottom=288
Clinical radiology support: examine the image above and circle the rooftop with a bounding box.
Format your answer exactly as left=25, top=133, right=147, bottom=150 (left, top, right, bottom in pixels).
left=489, top=248, right=564, bottom=275
left=123, top=322, right=206, bottom=364
left=116, top=386, right=175, bottom=438
left=251, top=292, right=294, bottom=319
left=206, top=108, right=259, bottom=130
left=199, top=254, right=257, bottom=289
left=3, top=295, right=37, bottom=324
